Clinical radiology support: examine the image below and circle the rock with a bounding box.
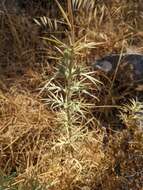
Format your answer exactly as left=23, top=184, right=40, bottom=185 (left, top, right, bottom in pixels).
left=93, top=54, right=143, bottom=82
left=93, top=53, right=143, bottom=103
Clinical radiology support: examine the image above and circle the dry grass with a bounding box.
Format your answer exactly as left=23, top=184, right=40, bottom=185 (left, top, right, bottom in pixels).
left=0, top=0, right=143, bottom=189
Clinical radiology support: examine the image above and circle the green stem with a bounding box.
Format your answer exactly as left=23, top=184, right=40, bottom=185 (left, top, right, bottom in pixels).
left=64, top=48, right=74, bottom=140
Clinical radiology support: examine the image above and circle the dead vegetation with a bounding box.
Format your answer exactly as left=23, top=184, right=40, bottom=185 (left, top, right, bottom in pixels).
left=0, top=0, right=143, bottom=189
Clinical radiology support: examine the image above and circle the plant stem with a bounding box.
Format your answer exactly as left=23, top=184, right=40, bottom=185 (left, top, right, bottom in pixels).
left=64, top=48, right=74, bottom=140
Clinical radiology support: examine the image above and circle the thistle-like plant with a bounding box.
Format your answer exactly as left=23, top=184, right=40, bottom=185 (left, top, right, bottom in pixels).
left=40, top=36, right=102, bottom=150
left=119, top=99, right=143, bottom=130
